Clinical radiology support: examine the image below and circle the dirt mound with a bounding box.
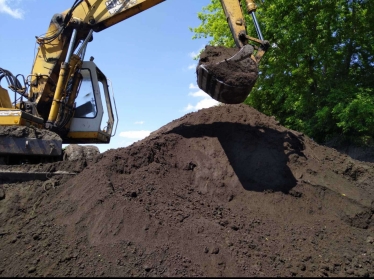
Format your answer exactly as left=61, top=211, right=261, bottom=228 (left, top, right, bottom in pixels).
left=325, top=138, right=374, bottom=163
left=1, top=104, right=374, bottom=277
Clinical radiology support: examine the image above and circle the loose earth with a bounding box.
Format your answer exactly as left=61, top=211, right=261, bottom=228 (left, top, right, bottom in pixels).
left=0, top=104, right=373, bottom=277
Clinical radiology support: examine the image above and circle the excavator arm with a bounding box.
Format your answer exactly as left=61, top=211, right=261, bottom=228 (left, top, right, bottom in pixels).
left=29, top=0, right=268, bottom=123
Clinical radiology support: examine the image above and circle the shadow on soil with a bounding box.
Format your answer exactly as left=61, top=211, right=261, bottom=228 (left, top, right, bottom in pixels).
left=168, top=122, right=304, bottom=194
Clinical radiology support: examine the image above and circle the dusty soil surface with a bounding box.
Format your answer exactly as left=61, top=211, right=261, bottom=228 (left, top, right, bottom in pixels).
left=198, top=45, right=258, bottom=87
left=0, top=126, right=61, bottom=141
left=325, top=138, right=374, bottom=163
left=1, top=104, right=374, bottom=277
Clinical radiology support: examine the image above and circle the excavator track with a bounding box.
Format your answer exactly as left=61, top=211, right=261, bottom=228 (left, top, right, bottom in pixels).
left=0, top=126, right=62, bottom=165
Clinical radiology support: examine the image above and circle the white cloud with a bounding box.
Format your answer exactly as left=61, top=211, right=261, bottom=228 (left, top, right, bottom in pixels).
left=120, top=130, right=151, bottom=139
left=184, top=98, right=219, bottom=111
left=118, top=130, right=152, bottom=147
left=187, top=64, right=197, bottom=70
left=184, top=83, right=219, bottom=112
left=188, top=89, right=207, bottom=98
left=119, top=140, right=138, bottom=148
left=189, top=83, right=199, bottom=90
left=189, top=45, right=205, bottom=59
left=134, top=121, right=144, bottom=125
left=0, top=0, right=24, bottom=19
left=189, top=51, right=199, bottom=58
left=184, top=83, right=219, bottom=111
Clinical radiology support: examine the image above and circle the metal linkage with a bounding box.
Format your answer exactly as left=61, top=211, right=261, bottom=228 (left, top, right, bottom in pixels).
left=65, top=29, right=78, bottom=64
left=251, top=12, right=264, bottom=42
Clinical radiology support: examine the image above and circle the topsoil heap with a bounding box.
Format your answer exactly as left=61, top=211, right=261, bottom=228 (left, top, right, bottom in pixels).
left=1, top=104, right=373, bottom=278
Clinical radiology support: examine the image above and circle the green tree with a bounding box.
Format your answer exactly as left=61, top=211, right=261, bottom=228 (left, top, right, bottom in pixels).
left=191, top=0, right=374, bottom=144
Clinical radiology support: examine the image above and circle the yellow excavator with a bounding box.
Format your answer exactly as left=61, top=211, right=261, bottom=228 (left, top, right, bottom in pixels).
left=0, top=0, right=268, bottom=164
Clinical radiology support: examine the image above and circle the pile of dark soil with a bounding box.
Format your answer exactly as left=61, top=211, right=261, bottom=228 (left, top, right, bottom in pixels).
left=0, top=126, right=61, bottom=141
left=325, top=137, right=374, bottom=163
left=1, top=104, right=374, bottom=277
left=198, top=45, right=258, bottom=87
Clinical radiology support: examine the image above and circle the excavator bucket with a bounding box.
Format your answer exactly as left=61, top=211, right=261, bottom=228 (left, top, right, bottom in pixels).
left=196, top=45, right=258, bottom=104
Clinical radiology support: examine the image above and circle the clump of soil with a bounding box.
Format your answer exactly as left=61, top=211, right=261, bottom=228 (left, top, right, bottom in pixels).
left=0, top=126, right=61, bottom=141
left=198, top=45, right=258, bottom=87
left=63, top=144, right=100, bottom=161
left=1, top=104, right=374, bottom=277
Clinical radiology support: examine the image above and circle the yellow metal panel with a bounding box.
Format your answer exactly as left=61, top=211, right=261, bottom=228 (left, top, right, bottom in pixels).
left=0, top=86, right=12, bottom=108
left=67, top=131, right=110, bottom=143
left=30, top=20, right=65, bottom=107
left=220, top=0, right=247, bottom=47
left=0, top=109, right=44, bottom=128
left=0, top=109, right=22, bottom=125
left=71, top=0, right=165, bottom=32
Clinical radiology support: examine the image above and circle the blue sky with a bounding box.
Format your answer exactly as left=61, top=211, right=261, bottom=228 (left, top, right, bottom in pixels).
left=0, top=0, right=218, bottom=151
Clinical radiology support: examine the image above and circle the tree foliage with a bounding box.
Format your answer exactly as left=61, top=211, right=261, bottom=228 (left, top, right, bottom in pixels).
left=191, top=0, right=374, bottom=144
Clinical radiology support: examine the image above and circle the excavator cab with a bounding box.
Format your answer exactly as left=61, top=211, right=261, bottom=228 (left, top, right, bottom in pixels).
left=65, top=61, right=117, bottom=144
left=0, top=60, right=117, bottom=163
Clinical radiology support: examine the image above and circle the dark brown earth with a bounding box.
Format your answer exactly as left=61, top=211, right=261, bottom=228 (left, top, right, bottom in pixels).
left=0, top=126, right=61, bottom=141
left=198, top=46, right=258, bottom=87
left=1, top=104, right=374, bottom=277
left=325, top=137, right=374, bottom=164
